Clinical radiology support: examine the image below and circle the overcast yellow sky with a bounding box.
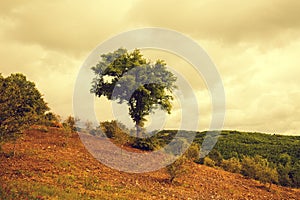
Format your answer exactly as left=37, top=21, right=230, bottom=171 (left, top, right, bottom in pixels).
left=1, top=0, right=300, bottom=135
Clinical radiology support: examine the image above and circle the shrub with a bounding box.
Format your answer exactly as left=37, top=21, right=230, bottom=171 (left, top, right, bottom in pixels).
left=166, top=142, right=200, bottom=183
left=241, top=156, right=257, bottom=178
left=277, top=153, right=292, bottom=186
left=40, top=112, right=61, bottom=127
left=203, top=157, right=215, bottom=167
left=100, top=120, right=132, bottom=146
left=62, top=116, right=78, bottom=132
left=166, top=156, right=187, bottom=183
left=207, top=149, right=223, bottom=166
left=241, top=155, right=278, bottom=189
left=290, top=161, right=300, bottom=187
left=277, top=163, right=292, bottom=187
left=185, top=143, right=200, bottom=161
left=131, top=137, right=159, bottom=151
left=221, top=157, right=242, bottom=173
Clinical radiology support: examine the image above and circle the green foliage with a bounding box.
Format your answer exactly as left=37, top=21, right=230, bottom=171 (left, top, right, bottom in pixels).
left=241, top=155, right=278, bottom=188
left=90, top=48, right=177, bottom=136
left=166, top=156, right=187, bottom=183
left=277, top=164, right=292, bottom=186
left=44, top=112, right=58, bottom=122
left=100, top=120, right=132, bottom=145
left=277, top=153, right=292, bottom=186
left=131, top=130, right=299, bottom=187
left=100, top=120, right=121, bottom=138
left=221, top=157, right=242, bottom=173
left=207, top=149, right=223, bottom=166
left=187, top=130, right=300, bottom=188
left=290, top=160, right=300, bottom=187
left=131, top=137, right=159, bottom=151
left=241, top=156, right=257, bottom=178
left=203, top=157, right=215, bottom=167
left=185, top=143, right=200, bottom=161
left=166, top=144, right=199, bottom=183
left=62, top=116, right=78, bottom=133
left=0, top=73, right=49, bottom=143
left=83, top=175, right=100, bottom=190
left=0, top=180, right=94, bottom=200
left=214, top=131, right=300, bottom=165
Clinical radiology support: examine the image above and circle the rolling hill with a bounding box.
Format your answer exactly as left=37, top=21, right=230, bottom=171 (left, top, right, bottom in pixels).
left=0, top=127, right=299, bottom=199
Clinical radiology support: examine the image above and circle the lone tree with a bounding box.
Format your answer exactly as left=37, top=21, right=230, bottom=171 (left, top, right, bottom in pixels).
left=0, top=73, right=49, bottom=148
left=90, top=48, right=177, bottom=137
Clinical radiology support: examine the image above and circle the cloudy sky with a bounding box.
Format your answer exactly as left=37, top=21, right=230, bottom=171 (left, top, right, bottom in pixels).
left=1, top=0, right=300, bottom=135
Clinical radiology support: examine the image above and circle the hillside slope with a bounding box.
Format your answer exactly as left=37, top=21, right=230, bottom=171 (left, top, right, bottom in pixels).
left=1, top=127, right=299, bottom=200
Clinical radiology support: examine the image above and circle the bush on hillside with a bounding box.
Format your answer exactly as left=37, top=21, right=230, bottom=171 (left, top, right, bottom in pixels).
left=100, top=120, right=132, bottom=146
left=221, top=157, right=242, bottom=173
left=203, top=157, right=215, bottom=167
left=207, top=149, right=223, bottom=166
left=131, top=137, right=159, bottom=151
left=0, top=73, right=49, bottom=153
left=241, top=155, right=278, bottom=189
left=166, top=143, right=200, bottom=183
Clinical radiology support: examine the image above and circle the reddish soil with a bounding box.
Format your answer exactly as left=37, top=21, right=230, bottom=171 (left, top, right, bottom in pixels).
left=0, top=127, right=299, bottom=199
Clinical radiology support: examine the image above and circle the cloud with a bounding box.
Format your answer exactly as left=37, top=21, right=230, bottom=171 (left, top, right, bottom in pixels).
left=128, top=0, right=300, bottom=46
left=2, top=0, right=135, bottom=55
left=221, top=38, right=300, bottom=135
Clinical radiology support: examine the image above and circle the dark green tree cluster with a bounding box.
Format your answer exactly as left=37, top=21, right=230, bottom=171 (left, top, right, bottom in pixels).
left=145, top=130, right=300, bottom=188
left=0, top=73, right=49, bottom=145
left=211, top=131, right=300, bottom=188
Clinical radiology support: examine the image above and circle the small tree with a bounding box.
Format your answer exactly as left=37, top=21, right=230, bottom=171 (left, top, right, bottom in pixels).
left=166, top=143, right=200, bottom=183
left=90, top=48, right=177, bottom=137
left=241, top=155, right=278, bottom=190
left=166, top=156, right=187, bottom=183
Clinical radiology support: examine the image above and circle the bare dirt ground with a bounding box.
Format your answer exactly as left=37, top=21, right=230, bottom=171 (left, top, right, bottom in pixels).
left=1, top=127, right=299, bottom=199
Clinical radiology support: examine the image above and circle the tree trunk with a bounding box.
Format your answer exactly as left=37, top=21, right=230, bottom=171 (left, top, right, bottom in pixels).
left=135, top=123, right=140, bottom=138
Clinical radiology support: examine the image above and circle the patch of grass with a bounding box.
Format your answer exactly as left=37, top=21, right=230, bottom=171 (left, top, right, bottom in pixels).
left=0, top=180, right=99, bottom=200
left=83, top=175, right=100, bottom=190
left=57, top=160, right=71, bottom=168
left=57, top=174, right=77, bottom=188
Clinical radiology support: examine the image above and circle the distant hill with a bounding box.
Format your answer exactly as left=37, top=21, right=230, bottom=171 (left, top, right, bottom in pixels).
left=154, top=130, right=300, bottom=163
left=153, top=130, right=300, bottom=188
left=0, top=127, right=299, bottom=199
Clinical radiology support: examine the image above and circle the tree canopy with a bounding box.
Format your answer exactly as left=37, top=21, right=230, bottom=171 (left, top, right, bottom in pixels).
left=90, top=48, right=177, bottom=136
left=0, top=73, right=49, bottom=142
